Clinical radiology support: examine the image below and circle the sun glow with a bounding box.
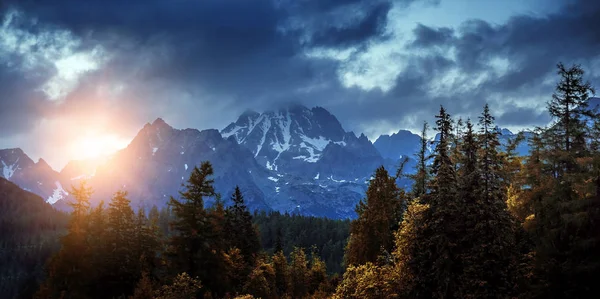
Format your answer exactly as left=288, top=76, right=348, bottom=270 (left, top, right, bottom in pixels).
left=69, top=133, right=129, bottom=161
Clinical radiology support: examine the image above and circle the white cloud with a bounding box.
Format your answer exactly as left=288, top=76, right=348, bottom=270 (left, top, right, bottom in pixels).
left=0, top=9, right=109, bottom=101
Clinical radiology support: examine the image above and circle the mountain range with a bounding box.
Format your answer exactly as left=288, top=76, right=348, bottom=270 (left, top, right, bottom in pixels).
left=0, top=104, right=531, bottom=218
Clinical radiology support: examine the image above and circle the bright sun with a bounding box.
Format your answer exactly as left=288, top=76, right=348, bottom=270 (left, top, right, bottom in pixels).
left=70, top=133, right=130, bottom=161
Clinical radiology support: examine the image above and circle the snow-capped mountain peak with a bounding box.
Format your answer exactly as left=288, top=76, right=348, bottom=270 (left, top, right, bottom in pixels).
left=221, top=105, right=349, bottom=170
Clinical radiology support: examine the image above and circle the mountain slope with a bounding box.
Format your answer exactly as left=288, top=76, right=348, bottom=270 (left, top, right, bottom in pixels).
left=0, top=177, right=67, bottom=299
left=374, top=130, right=422, bottom=161
left=0, top=149, right=67, bottom=204
left=87, top=118, right=271, bottom=212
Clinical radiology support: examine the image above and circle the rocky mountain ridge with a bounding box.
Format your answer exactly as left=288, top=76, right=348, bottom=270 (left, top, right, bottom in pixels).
left=1, top=104, right=531, bottom=218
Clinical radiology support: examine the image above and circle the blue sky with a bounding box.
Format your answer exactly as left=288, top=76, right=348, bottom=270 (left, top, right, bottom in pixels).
left=0, top=0, right=598, bottom=168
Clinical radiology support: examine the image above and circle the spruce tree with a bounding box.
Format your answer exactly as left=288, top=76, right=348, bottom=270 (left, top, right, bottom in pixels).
left=393, top=106, right=464, bottom=298
left=37, top=181, right=93, bottom=299
left=344, top=166, right=404, bottom=266
left=532, top=63, right=600, bottom=298
left=289, top=247, right=309, bottom=298
left=167, top=161, right=219, bottom=295
left=412, top=121, right=430, bottom=199
left=548, top=63, right=595, bottom=158
left=225, top=186, right=260, bottom=268
left=104, top=191, right=137, bottom=298
left=459, top=111, right=518, bottom=298
left=272, top=250, right=289, bottom=298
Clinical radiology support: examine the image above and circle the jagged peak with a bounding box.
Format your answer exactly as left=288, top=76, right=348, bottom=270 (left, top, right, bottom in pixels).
left=358, top=133, right=369, bottom=142
left=151, top=117, right=173, bottom=129
left=240, top=109, right=260, bottom=118
left=36, top=158, right=50, bottom=167
left=0, top=148, right=25, bottom=155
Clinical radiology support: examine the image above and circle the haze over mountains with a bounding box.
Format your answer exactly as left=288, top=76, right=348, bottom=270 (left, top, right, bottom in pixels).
left=1, top=104, right=531, bottom=218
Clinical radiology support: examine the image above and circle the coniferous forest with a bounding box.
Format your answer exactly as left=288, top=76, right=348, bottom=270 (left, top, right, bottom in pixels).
left=2, top=62, right=600, bottom=298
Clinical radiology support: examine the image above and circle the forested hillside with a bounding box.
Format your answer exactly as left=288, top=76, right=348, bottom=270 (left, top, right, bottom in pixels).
left=3, top=62, right=600, bottom=298
left=0, top=178, right=68, bottom=299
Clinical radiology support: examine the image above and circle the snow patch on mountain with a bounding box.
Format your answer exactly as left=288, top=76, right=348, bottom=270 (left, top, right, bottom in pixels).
left=47, top=181, right=67, bottom=204
left=1, top=158, right=18, bottom=179
left=255, top=118, right=272, bottom=157
left=271, top=111, right=292, bottom=156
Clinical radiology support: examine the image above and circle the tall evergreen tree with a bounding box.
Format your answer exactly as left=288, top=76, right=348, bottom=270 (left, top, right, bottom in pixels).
left=459, top=110, right=518, bottom=298
left=478, top=104, right=505, bottom=199
left=225, top=186, right=260, bottom=267
left=412, top=121, right=430, bottom=199
left=548, top=63, right=595, bottom=157
left=272, top=250, right=289, bottom=297
left=104, top=191, right=137, bottom=297
left=393, top=106, right=464, bottom=298
left=344, top=166, right=404, bottom=266
left=167, top=161, right=221, bottom=296
left=289, top=247, right=309, bottom=298
left=532, top=63, right=600, bottom=298
left=37, top=182, right=93, bottom=299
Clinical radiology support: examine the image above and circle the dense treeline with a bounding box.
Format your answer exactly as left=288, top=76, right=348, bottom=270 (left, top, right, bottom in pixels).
left=33, top=163, right=341, bottom=298
left=253, top=211, right=350, bottom=274
left=0, top=178, right=68, bottom=299
left=334, top=63, right=600, bottom=299
left=6, top=62, right=600, bottom=298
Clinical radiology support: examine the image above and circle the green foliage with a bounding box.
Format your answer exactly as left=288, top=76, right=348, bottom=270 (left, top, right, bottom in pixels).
left=243, top=258, right=277, bottom=299
left=333, top=262, right=397, bottom=299
left=167, top=162, right=222, bottom=295
left=154, top=272, right=202, bottom=299
left=289, top=247, right=310, bottom=298
left=0, top=178, right=68, bottom=299
left=224, top=186, right=261, bottom=274
left=272, top=250, right=289, bottom=297
left=411, top=121, right=430, bottom=199
left=345, top=166, right=405, bottom=266
left=253, top=211, right=350, bottom=274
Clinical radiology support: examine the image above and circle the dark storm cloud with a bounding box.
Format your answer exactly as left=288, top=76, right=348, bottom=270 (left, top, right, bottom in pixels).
left=412, top=0, right=600, bottom=91
left=2, top=0, right=600, bottom=149
left=0, top=0, right=400, bottom=130
left=373, top=0, right=600, bottom=131
left=409, top=24, right=454, bottom=49
left=302, top=1, right=393, bottom=48
left=0, top=66, right=50, bottom=136
left=496, top=107, right=551, bottom=127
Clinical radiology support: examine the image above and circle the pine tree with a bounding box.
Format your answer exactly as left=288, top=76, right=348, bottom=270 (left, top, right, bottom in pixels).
left=459, top=110, right=519, bottom=298
left=87, top=201, right=109, bottom=297
left=308, top=247, right=329, bottom=294
left=272, top=250, right=289, bottom=298
left=167, top=162, right=220, bottom=295
left=104, top=191, right=137, bottom=298
left=225, top=186, right=260, bottom=268
left=411, top=121, right=430, bottom=199
left=548, top=63, right=595, bottom=158
left=288, top=247, right=309, bottom=298
left=532, top=63, right=600, bottom=298
left=204, top=197, right=231, bottom=297
left=242, top=258, right=276, bottom=299
left=478, top=104, right=504, bottom=200
left=392, top=106, right=464, bottom=298
left=344, top=166, right=404, bottom=266
left=37, top=181, right=93, bottom=299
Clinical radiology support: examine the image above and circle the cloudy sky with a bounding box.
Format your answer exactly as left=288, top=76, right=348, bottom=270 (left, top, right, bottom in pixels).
left=1, top=0, right=599, bottom=169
